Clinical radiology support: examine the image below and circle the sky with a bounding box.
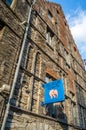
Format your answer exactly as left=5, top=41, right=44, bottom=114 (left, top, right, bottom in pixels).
left=48, top=0, right=86, bottom=61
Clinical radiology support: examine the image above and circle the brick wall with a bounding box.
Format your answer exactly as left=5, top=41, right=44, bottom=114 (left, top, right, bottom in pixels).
left=0, top=0, right=86, bottom=130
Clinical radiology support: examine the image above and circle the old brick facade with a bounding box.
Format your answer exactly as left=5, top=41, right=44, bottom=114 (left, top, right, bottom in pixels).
left=0, top=0, right=86, bottom=130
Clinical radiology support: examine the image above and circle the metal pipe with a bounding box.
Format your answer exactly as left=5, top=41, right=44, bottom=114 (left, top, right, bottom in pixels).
left=1, top=0, right=36, bottom=129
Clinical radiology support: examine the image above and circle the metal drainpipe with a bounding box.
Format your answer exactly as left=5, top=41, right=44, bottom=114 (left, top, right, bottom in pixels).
left=1, top=0, right=36, bottom=129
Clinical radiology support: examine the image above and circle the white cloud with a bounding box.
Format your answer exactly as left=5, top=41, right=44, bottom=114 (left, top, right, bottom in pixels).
left=66, top=8, right=86, bottom=60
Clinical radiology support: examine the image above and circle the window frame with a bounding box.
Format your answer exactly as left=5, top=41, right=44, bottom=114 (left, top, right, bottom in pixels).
left=46, top=26, right=54, bottom=47
left=48, top=10, right=52, bottom=20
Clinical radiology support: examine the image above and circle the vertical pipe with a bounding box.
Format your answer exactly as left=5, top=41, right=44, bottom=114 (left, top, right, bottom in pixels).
left=1, top=0, right=36, bottom=129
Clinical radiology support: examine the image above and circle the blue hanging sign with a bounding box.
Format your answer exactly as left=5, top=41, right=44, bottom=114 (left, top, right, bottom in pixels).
left=41, top=79, right=65, bottom=106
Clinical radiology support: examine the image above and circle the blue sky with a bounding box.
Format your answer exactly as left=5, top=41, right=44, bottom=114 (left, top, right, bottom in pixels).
left=48, top=0, right=86, bottom=61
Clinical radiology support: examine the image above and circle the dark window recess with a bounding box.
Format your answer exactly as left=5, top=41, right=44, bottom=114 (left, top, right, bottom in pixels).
left=45, top=73, right=55, bottom=83
left=4, top=0, right=13, bottom=6
left=48, top=10, right=52, bottom=20
left=0, top=20, right=5, bottom=39
left=74, top=46, right=76, bottom=52
left=46, top=27, right=54, bottom=47
left=45, top=104, right=54, bottom=117
left=0, top=20, right=5, bottom=31
left=57, top=10, right=60, bottom=14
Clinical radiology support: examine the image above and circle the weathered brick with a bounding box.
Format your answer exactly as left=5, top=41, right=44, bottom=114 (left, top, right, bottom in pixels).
left=0, top=0, right=86, bottom=130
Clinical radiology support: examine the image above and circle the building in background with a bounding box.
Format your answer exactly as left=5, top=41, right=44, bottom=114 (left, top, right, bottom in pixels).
left=0, top=0, right=86, bottom=130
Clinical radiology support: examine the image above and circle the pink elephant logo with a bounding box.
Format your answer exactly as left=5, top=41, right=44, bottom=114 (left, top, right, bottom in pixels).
left=49, top=89, right=58, bottom=98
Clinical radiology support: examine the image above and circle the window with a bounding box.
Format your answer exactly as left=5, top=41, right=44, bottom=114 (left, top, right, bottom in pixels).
left=46, top=27, right=54, bottom=47
left=74, top=46, right=76, bottom=52
left=57, top=10, right=60, bottom=14
left=64, top=49, right=70, bottom=67
left=76, top=84, right=86, bottom=127
left=45, top=74, right=56, bottom=117
left=45, top=73, right=66, bottom=120
left=48, top=10, right=56, bottom=24
left=45, top=73, right=55, bottom=83
left=0, top=20, right=5, bottom=39
left=48, top=11, right=52, bottom=20
left=44, top=73, right=65, bottom=119
left=0, top=21, right=5, bottom=31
